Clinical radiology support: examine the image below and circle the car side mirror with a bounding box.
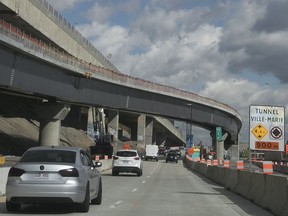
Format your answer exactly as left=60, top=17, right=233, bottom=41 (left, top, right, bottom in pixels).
left=94, top=161, right=102, bottom=167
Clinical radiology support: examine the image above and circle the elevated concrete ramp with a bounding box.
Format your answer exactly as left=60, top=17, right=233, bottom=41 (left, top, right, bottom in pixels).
left=153, top=116, right=185, bottom=144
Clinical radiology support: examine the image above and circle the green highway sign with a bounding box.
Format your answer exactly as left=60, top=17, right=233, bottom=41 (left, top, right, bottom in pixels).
left=216, top=127, right=222, bottom=142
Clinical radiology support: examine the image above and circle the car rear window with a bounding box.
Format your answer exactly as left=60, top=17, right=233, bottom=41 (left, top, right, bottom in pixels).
left=20, top=150, right=76, bottom=164
left=116, top=151, right=137, bottom=157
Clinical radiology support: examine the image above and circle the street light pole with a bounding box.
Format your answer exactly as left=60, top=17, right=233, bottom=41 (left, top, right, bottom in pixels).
left=187, top=103, right=193, bottom=147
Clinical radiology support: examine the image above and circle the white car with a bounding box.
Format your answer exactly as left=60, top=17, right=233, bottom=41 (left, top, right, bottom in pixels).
left=112, top=149, right=143, bottom=176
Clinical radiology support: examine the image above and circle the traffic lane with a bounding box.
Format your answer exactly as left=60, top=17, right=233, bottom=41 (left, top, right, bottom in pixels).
left=0, top=159, right=274, bottom=215
left=0, top=161, right=159, bottom=215
left=99, top=159, right=161, bottom=211
left=99, top=159, right=273, bottom=216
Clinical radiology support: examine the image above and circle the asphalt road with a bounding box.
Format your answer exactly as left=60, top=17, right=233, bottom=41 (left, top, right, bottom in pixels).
left=0, top=157, right=274, bottom=216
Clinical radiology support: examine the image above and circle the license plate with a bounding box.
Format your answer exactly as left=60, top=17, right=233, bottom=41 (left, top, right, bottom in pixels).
left=34, top=173, right=49, bottom=179
left=123, top=160, right=129, bottom=164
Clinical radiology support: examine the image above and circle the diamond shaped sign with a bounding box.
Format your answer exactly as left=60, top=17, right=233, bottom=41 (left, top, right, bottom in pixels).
left=252, top=123, right=268, bottom=140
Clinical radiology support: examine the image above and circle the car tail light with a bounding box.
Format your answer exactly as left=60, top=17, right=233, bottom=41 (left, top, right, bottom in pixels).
left=58, top=168, right=79, bottom=177
left=8, top=167, right=25, bottom=177
left=113, top=156, right=119, bottom=160
left=134, top=157, right=140, bottom=160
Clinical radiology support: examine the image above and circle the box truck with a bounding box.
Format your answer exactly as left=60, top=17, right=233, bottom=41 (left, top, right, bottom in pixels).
left=145, top=145, right=159, bottom=161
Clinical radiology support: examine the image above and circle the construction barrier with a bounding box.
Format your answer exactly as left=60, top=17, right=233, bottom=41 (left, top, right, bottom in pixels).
left=183, top=157, right=288, bottom=216
left=223, top=160, right=230, bottom=168
left=236, top=160, right=244, bottom=170
left=206, top=160, right=212, bottom=166
left=212, top=160, right=218, bottom=166
left=259, top=174, right=288, bottom=216
left=235, top=171, right=251, bottom=197
left=262, top=161, right=273, bottom=174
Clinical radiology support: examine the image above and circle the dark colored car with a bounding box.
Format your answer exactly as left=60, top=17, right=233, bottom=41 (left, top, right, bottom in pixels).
left=166, top=152, right=178, bottom=163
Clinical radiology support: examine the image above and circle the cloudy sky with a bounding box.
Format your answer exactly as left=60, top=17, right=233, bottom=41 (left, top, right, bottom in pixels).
left=46, top=0, right=288, bottom=145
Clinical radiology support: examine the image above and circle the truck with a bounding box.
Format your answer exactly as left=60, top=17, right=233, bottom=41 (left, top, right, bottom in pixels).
left=145, top=144, right=159, bottom=161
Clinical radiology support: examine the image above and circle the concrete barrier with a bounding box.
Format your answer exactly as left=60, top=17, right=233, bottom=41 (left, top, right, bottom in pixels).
left=183, top=157, right=288, bottom=216
left=215, top=167, right=225, bottom=186
left=235, top=170, right=251, bottom=197
left=224, top=169, right=238, bottom=192
left=198, top=163, right=208, bottom=176
left=246, top=172, right=265, bottom=205
left=259, top=175, right=288, bottom=216
left=206, top=165, right=216, bottom=181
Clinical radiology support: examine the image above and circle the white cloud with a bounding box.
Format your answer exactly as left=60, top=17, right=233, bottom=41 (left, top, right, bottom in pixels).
left=48, top=0, right=288, bottom=143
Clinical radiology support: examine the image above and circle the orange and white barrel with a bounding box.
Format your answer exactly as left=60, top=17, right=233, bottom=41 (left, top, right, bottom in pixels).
left=237, top=160, right=244, bottom=170
left=207, top=160, right=212, bottom=166
left=104, top=155, right=108, bottom=160
left=95, top=155, right=100, bottom=161
left=224, top=160, right=230, bottom=168
left=263, top=161, right=273, bottom=174
left=212, top=160, right=218, bottom=166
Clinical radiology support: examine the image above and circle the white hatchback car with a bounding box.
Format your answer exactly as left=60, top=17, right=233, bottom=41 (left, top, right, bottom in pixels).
left=112, top=149, right=143, bottom=176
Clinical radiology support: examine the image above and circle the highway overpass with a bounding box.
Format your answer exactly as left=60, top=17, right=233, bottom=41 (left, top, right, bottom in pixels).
left=0, top=0, right=241, bottom=154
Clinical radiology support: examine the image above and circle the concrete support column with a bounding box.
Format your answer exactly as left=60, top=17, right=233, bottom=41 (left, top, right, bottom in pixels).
left=107, top=110, right=119, bottom=142
left=216, top=140, right=224, bottom=160
left=137, top=114, right=146, bottom=146
left=216, top=133, right=228, bottom=160
left=87, top=107, right=95, bottom=140
left=145, top=117, right=153, bottom=145
left=35, top=103, right=70, bottom=146
left=39, top=119, right=61, bottom=146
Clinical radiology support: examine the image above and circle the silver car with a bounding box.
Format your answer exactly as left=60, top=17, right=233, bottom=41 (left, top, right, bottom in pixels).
left=6, top=146, right=102, bottom=212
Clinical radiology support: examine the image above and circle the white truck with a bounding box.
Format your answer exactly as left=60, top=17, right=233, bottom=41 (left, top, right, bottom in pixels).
left=145, top=145, right=159, bottom=161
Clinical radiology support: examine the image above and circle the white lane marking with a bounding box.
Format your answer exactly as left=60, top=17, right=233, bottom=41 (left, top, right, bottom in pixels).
left=132, top=188, right=138, bottom=192
left=150, top=172, right=154, bottom=174
left=110, top=200, right=123, bottom=208
left=147, top=176, right=150, bottom=178
left=142, top=180, right=146, bottom=184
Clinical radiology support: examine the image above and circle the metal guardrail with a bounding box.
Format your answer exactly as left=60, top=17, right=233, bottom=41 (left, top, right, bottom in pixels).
left=0, top=18, right=241, bottom=122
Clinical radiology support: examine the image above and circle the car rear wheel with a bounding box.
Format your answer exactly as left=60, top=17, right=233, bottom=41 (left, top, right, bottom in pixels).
left=78, top=184, right=90, bottom=212
left=6, top=200, right=20, bottom=212
left=91, top=179, right=102, bottom=205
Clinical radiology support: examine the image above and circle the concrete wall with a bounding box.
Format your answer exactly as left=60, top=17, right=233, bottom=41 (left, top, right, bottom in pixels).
left=184, top=157, right=288, bottom=216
